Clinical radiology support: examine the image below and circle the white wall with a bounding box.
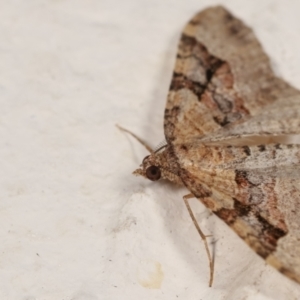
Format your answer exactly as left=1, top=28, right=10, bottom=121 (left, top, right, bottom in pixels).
left=1, top=0, right=300, bottom=299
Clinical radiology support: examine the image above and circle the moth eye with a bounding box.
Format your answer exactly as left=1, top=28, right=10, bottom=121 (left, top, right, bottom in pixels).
left=145, top=165, right=161, bottom=181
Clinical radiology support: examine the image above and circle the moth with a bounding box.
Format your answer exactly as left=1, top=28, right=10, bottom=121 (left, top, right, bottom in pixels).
left=119, top=6, right=300, bottom=286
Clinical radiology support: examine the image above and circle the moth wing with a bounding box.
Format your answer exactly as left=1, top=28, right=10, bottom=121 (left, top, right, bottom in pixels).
left=199, top=95, right=300, bottom=143
left=164, top=6, right=298, bottom=144
left=176, top=142, right=300, bottom=283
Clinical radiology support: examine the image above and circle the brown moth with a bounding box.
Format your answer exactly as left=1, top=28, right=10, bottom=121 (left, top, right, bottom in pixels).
left=120, top=6, right=300, bottom=286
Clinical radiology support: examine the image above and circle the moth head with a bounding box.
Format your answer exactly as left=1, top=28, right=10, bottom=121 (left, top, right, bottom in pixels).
left=117, top=124, right=182, bottom=185
left=133, top=150, right=183, bottom=185
left=133, top=153, right=164, bottom=181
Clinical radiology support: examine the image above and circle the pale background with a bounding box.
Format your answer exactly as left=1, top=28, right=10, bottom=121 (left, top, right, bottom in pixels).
left=1, top=0, right=300, bottom=299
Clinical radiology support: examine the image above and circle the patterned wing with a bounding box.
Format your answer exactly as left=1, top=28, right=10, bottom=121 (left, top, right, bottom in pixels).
left=200, top=95, right=300, bottom=143
left=175, top=141, right=300, bottom=283
left=164, top=6, right=298, bottom=144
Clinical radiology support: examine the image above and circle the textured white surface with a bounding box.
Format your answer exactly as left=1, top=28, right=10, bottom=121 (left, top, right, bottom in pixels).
left=1, top=0, right=300, bottom=299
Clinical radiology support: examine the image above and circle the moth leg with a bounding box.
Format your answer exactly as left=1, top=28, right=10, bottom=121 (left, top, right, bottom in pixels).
left=183, top=193, right=214, bottom=287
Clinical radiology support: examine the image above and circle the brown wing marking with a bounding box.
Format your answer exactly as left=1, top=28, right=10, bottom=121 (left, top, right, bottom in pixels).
left=164, top=6, right=298, bottom=144
left=175, top=142, right=300, bottom=283
left=165, top=33, right=250, bottom=143
left=179, top=166, right=287, bottom=259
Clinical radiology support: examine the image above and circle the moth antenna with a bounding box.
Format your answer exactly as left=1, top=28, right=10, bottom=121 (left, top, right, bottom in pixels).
left=116, top=124, right=153, bottom=153
left=154, top=140, right=168, bottom=153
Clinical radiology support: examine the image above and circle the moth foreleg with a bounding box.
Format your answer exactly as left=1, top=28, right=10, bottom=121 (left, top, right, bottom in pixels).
left=183, top=193, right=214, bottom=287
